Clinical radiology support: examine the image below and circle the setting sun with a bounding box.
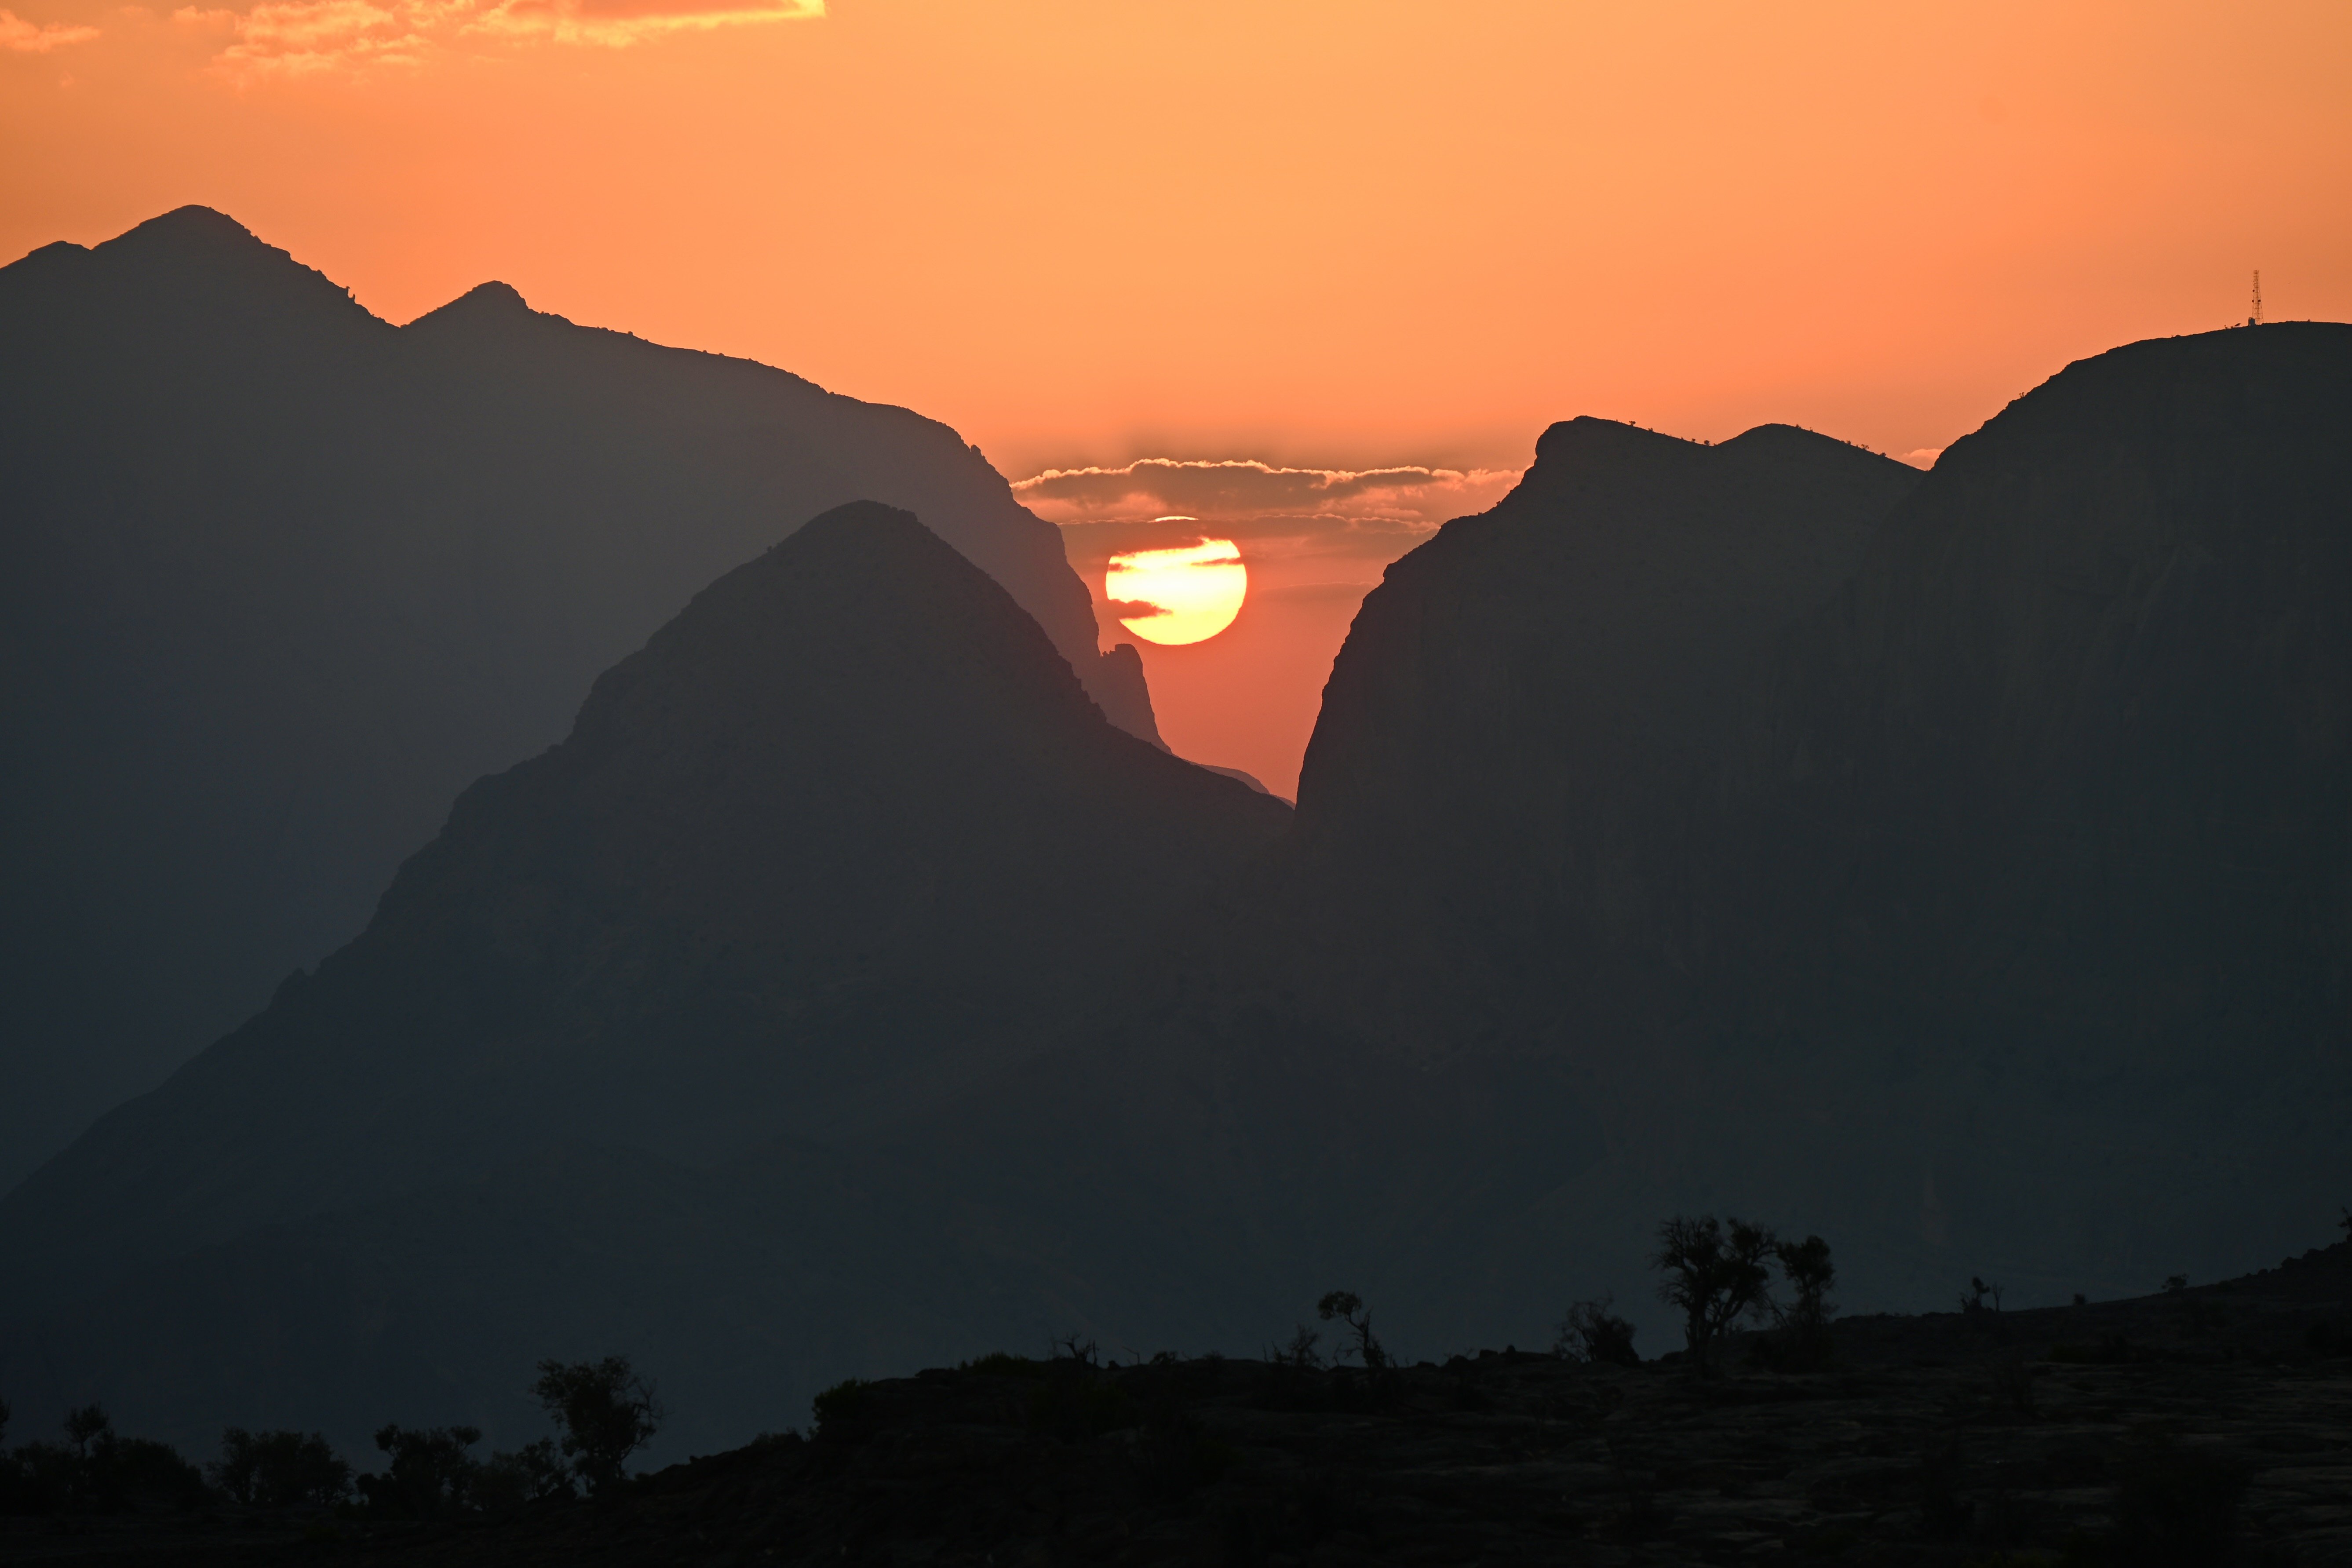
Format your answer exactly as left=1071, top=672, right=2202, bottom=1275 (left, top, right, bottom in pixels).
left=1105, top=538, right=1247, bottom=646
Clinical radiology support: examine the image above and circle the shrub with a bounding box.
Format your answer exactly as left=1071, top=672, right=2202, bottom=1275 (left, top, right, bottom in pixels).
left=1271, top=1325, right=1321, bottom=1371
left=1775, top=1236, right=1836, bottom=1330
left=530, top=1357, right=661, bottom=1498
left=959, top=1353, right=1042, bottom=1378
left=1556, top=1297, right=1640, bottom=1367
left=472, top=1438, right=574, bottom=1511
left=1653, top=1214, right=1777, bottom=1374
left=810, top=1378, right=869, bottom=1440
left=0, top=1405, right=204, bottom=1517
left=356, top=1424, right=481, bottom=1518
left=208, top=1429, right=351, bottom=1508
left=101, top=1437, right=207, bottom=1513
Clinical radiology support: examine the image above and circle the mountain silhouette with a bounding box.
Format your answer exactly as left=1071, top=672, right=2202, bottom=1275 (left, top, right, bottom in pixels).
left=988, top=417, right=1929, bottom=1349
left=1082, top=326, right=2352, bottom=1349
left=6, top=321, right=2348, bottom=1467
left=1696, top=322, right=2352, bottom=1291
left=0, top=501, right=1285, bottom=1316
left=1282, top=416, right=1922, bottom=1063
left=0, top=207, right=1159, bottom=1189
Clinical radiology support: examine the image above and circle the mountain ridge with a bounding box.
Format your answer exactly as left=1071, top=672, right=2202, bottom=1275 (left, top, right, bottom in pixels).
left=0, top=501, right=1284, bottom=1313
left=0, top=205, right=1161, bottom=1189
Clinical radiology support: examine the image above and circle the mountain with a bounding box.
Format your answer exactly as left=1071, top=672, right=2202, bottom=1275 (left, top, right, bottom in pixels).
left=960, top=419, right=1920, bottom=1345
left=1699, top=322, right=2352, bottom=1297
left=1089, top=326, right=2352, bottom=1352
left=11, top=320, right=2348, bottom=1466
left=0, top=207, right=1159, bottom=1189
left=1281, top=416, right=1922, bottom=1064
left=0, top=501, right=1286, bottom=1455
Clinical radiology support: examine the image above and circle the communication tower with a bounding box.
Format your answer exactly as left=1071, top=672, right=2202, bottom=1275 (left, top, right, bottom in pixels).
left=2250, top=271, right=2263, bottom=327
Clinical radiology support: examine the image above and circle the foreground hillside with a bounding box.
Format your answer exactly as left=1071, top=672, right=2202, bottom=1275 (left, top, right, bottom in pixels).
left=11, top=1237, right=2348, bottom=1566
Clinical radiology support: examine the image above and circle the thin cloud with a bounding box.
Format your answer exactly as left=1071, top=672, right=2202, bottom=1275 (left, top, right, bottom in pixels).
left=1023, top=456, right=1523, bottom=580
left=1016, top=457, right=1521, bottom=529
left=173, top=0, right=816, bottom=76
left=0, top=8, right=101, bottom=47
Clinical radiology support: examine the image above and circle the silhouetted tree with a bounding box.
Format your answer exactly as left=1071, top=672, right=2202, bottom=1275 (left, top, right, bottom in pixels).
left=1, top=1410, right=204, bottom=1518
left=208, top=1429, right=352, bottom=1508
left=1557, top=1297, right=1641, bottom=1367
left=1316, top=1291, right=1389, bottom=1374
left=1771, top=1234, right=1837, bottom=1366
left=1653, top=1214, right=1777, bottom=1374
left=1959, top=1276, right=2003, bottom=1314
left=472, top=1438, right=575, bottom=1511
left=63, top=1405, right=109, bottom=1461
left=530, top=1357, right=661, bottom=1497
left=357, top=1425, right=481, bottom=1518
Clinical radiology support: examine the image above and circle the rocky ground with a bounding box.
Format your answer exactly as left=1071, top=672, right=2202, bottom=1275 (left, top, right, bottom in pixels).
left=7, top=1240, right=2348, bottom=1567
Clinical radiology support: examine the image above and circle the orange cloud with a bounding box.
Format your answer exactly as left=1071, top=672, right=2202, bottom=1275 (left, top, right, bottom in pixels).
left=172, top=0, right=815, bottom=76
left=1016, top=458, right=1521, bottom=530
left=0, top=7, right=100, bottom=47
left=1024, top=457, right=1521, bottom=589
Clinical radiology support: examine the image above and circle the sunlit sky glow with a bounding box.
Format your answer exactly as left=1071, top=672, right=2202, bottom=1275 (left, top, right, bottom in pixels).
left=6, top=0, right=2347, bottom=791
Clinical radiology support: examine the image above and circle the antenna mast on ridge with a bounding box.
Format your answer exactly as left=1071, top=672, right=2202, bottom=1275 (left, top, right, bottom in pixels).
left=2250, top=270, right=2263, bottom=327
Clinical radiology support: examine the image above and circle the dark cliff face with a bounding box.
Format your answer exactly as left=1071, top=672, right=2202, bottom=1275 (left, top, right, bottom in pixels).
left=1089, top=333, right=2352, bottom=1345
left=1692, top=324, right=2352, bottom=1283
left=0, top=207, right=1157, bottom=1189
left=0, top=501, right=1286, bottom=1309
left=1734, top=325, right=2352, bottom=1037
left=1280, top=417, right=1922, bottom=1065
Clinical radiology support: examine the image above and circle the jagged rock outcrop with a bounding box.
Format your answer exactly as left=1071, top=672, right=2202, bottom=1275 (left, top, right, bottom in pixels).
left=0, top=510, right=1289, bottom=1457
left=0, top=208, right=1157, bottom=1188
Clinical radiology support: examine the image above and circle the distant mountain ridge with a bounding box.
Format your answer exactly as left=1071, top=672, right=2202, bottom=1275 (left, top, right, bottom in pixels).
left=0, top=206, right=1158, bottom=1188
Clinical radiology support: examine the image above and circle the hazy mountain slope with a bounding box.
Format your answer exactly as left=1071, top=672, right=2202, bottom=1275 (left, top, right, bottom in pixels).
left=1685, top=322, right=2352, bottom=1295
left=0, top=207, right=1157, bottom=1189
left=869, top=420, right=1929, bottom=1359
left=0, top=502, right=1286, bottom=1313
left=1278, top=417, right=1922, bottom=1064
left=1075, top=328, right=2352, bottom=1354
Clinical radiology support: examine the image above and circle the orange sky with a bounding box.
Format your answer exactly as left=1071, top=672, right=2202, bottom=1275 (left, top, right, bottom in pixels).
left=7, top=0, right=2350, bottom=791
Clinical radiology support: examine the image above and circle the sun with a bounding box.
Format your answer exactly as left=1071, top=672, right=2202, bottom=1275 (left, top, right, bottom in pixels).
left=1105, top=538, right=1247, bottom=645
